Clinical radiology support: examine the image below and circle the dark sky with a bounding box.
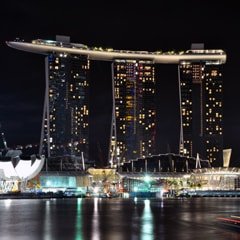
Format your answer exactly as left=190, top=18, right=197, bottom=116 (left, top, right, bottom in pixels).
left=1, top=1, right=240, bottom=165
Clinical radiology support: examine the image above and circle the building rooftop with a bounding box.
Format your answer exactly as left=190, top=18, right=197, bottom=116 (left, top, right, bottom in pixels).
left=6, top=38, right=227, bottom=64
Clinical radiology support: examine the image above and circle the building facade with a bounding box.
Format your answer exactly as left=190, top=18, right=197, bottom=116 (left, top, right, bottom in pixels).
left=179, top=45, right=223, bottom=165
left=109, top=59, right=156, bottom=166
left=40, top=37, right=90, bottom=162
left=7, top=38, right=226, bottom=168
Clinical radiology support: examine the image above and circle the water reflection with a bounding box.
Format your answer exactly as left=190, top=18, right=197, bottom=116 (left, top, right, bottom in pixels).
left=44, top=200, right=52, bottom=240
left=91, top=198, right=100, bottom=240
left=75, top=198, right=83, bottom=240
left=141, top=199, right=153, bottom=240
left=4, top=199, right=12, bottom=208
left=0, top=198, right=240, bottom=240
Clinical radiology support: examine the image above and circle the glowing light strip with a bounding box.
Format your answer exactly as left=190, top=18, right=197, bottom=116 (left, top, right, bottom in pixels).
left=217, top=217, right=240, bottom=224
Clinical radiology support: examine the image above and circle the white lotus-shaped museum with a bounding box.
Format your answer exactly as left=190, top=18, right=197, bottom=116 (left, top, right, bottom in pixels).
left=0, top=153, right=45, bottom=181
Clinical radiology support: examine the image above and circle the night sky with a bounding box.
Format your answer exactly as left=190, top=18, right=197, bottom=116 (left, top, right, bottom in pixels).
left=1, top=1, right=240, bottom=166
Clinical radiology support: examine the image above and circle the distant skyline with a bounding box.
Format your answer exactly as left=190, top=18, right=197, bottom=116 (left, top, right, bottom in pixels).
left=1, top=1, right=240, bottom=165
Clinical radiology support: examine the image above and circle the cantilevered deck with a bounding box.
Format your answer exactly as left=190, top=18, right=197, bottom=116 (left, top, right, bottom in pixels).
left=6, top=39, right=226, bottom=64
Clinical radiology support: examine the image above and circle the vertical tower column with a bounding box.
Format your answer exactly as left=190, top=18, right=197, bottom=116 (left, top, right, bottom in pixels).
left=109, top=62, right=118, bottom=167
left=178, top=65, right=184, bottom=155
left=39, top=56, right=50, bottom=157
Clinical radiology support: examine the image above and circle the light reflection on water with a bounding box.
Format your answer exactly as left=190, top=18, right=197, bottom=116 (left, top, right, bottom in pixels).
left=44, top=200, right=51, bottom=240
left=75, top=198, right=83, bottom=240
left=4, top=199, right=12, bottom=208
left=0, top=198, right=240, bottom=240
left=141, top=199, right=153, bottom=240
left=91, top=198, right=100, bottom=240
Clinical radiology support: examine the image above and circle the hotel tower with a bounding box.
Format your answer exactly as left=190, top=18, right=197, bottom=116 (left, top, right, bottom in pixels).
left=39, top=36, right=90, bottom=161
left=109, top=60, right=156, bottom=166
left=179, top=44, right=224, bottom=166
